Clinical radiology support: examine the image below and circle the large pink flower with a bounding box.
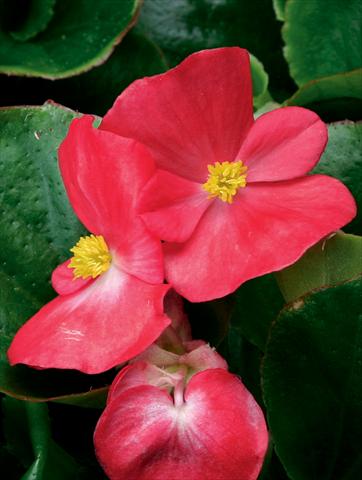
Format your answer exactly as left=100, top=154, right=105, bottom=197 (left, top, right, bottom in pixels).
left=8, top=116, right=170, bottom=374
left=101, top=47, right=356, bottom=302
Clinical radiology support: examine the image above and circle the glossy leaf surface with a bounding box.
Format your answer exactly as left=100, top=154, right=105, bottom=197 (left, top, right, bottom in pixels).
left=9, top=0, right=56, bottom=42
left=313, top=121, right=362, bottom=234
left=263, top=278, right=362, bottom=480
left=0, top=0, right=140, bottom=78
left=276, top=232, right=362, bottom=303
left=282, top=0, right=362, bottom=86
left=230, top=275, right=285, bottom=351
left=287, top=69, right=362, bottom=107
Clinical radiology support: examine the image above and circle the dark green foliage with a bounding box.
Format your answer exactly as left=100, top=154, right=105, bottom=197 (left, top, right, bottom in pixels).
left=0, top=0, right=141, bottom=78
left=262, top=278, right=362, bottom=479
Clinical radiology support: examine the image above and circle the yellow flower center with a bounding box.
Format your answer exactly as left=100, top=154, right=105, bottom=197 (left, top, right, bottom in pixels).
left=68, top=234, right=112, bottom=280
left=202, top=161, right=248, bottom=203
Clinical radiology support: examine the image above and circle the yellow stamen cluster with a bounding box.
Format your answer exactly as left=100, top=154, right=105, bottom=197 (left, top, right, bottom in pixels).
left=68, top=234, right=112, bottom=280
left=202, top=161, right=248, bottom=203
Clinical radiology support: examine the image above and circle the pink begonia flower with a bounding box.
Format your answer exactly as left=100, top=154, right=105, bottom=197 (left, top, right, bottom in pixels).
left=8, top=116, right=170, bottom=374
left=94, top=293, right=268, bottom=480
left=100, top=47, right=357, bottom=302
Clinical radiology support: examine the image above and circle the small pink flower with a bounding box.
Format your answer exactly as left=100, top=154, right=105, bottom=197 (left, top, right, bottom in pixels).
left=95, top=355, right=268, bottom=480
left=100, top=47, right=356, bottom=302
left=94, top=293, right=268, bottom=480
left=8, top=116, right=170, bottom=374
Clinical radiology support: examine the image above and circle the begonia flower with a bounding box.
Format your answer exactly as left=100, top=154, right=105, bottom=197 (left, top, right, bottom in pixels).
left=100, top=47, right=357, bottom=302
left=94, top=297, right=268, bottom=480
left=8, top=115, right=170, bottom=374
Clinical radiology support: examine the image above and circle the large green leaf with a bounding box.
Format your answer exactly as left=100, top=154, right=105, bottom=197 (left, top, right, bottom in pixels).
left=313, top=121, right=362, bottom=235
left=0, top=103, right=109, bottom=406
left=262, top=277, right=362, bottom=479
left=0, top=0, right=141, bottom=78
left=276, top=232, right=362, bottom=303
left=137, top=0, right=295, bottom=100
left=282, top=0, right=362, bottom=86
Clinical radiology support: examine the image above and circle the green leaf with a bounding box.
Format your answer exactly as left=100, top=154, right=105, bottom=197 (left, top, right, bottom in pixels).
left=272, top=0, right=287, bottom=21
left=2, top=398, right=80, bottom=479
left=313, top=121, right=362, bottom=235
left=250, top=54, right=273, bottom=110
left=286, top=68, right=362, bottom=122
left=250, top=54, right=268, bottom=98
left=254, top=101, right=281, bottom=119
left=0, top=103, right=109, bottom=406
left=286, top=68, right=362, bottom=107
left=276, top=232, right=362, bottom=303
left=262, top=277, right=362, bottom=480
left=137, top=0, right=295, bottom=101
left=0, top=0, right=141, bottom=78
left=9, top=0, right=56, bottom=42
left=282, top=0, right=362, bottom=86
left=230, top=275, right=285, bottom=351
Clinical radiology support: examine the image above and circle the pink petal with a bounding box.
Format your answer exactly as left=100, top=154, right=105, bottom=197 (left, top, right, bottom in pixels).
left=108, top=362, right=172, bottom=404
left=115, top=220, right=165, bottom=284
left=239, top=106, right=328, bottom=182
left=51, top=260, right=92, bottom=295
left=180, top=344, right=228, bottom=371
left=131, top=339, right=227, bottom=374
left=140, top=169, right=210, bottom=243
left=8, top=267, right=170, bottom=374
left=164, top=289, right=191, bottom=343
left=94, top=369, right=268, bottom=480
left=132, top=344, right=181, bottom=368
left=59, top=115, right=164, bottom=284
left=184, top=340, right=205, bottom=351
left=101, top=48, right=253, bottom=183
left=164, top=175, right=356, bottom=301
